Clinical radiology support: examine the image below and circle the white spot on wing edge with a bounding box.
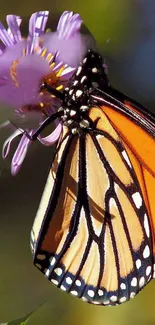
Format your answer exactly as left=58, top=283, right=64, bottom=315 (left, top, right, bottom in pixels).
left=131, top=277, right=137, bottom=287
left=87, top=290, right=95, bottom=298
left=93, top=301, right=100, bottom=305
left=82, top=296, right=88, bottom=302
left=109, top=197, right=117, bottom=209
left=146, top=265, right=152, bottom=276
left=75, top=280, right=81, bottom=287
left=96, top=134, right=103, bottom=140
left=144, top=214, right=150, bottom=238
left=71, top=290, right=78, bottom=296
left=136, top=259, right=141, bottom=269
left=143, top=245, right=150, bottom=258
left=130, top=292, right=136, bottom=298
left=54, top=267, right=63, bottom=276
left=120, top=283, right=126, bottom=290
left=132, top=192, right=142, bottom=209
left=60, top=285, right=67, bottom=291
left=122, top=150, right=132, bottom=167
left=139, top=277, right=145, bottom=288
left=98, top=289, right=104, bottom=296
left=110, top=295, right=117, bottom=302
left=50, top=257, right=56, bottom=266
left=66, top=277, right=73, bottom=285
left=103, top=300, right=110, bottom=305
left=51, top=279, right=59, bottom=285
left=119, top=297, right=127, bottom=303
left=45, top=269, right=50, bottom=277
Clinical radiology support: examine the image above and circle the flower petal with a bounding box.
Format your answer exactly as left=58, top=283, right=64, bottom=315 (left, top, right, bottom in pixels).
left=60, top=66, right=76, bottom=78
left=42, top=11, right=89, bottom=68
left=57, top=11, right=73, bottom=38
left=29, top=11, right=49, bottom=37
left=0, top=21, right=13, bottom=46
left=0, top=52, right=51, bottom=108
left=57, top=11, right=82, bottom=39
left=2, top=128, right=22, bottom=158
left=11, top=131, right=32, bottom=175
left=42, top=31, right=87, bottom=67
left=6, top=15, right=22, bottom=43
left=38, top=123, right=62, bottom=145
left=26, top=11, right=49, bottom=55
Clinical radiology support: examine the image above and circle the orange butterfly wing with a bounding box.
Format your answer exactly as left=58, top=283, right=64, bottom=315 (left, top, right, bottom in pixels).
left=31, top=102, right=155, bottom=306
left=98, top=102, right=155, bottom=253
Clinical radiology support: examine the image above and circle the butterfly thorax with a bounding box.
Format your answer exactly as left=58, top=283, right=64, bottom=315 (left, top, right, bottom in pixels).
left=58, top=50, right=109, bottom=134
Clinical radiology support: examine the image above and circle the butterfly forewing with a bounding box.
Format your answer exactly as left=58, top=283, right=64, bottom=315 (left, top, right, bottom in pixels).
left=31, top=104, right=154, bottom=305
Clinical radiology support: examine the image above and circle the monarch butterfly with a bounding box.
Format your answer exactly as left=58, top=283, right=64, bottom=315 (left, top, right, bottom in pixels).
left=30, top=49, right=155, bottom=306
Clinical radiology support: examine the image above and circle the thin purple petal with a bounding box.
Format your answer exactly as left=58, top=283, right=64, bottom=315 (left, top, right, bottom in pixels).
left=0, top=21, right=13, bottom=46
left=2, top=128, right=22, bottom=158
left=57, top=11, right=82, bottom=39
left=38, top=123, right=62, bottom=145
left=64, top=14, right=82, bottom=39
left=52, top=61, right=64, bottom=71
left=11, top=131, right=32, bottom=175
left=29, top=11, right=49, bottom=37
left=60, top=66, right=75, bottom=77
left=57, top=11, right=73, bottom=38
left=6, top=15, right=22, bottom=43
left=26, top=11, right=49, bottom=55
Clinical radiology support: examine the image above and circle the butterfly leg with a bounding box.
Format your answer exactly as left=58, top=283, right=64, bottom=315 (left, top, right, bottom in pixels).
left=24, top=111, right=62, bottom=141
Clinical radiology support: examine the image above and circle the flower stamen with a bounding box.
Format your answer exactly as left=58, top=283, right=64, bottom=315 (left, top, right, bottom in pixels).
left=46, top=53, right=53, bottom=62
left=10, top=60, right=19, bottom=87
left=50, top=62, right=55, bottom=68
left=22, top=48, right=26, bottom=56
left=56, top=66, right=65, bottom=77
left=35, top=45, right=39, bottom=53
left=41, top=48, right=47, bottom=58
left=56, top=85, right=63, bottom=90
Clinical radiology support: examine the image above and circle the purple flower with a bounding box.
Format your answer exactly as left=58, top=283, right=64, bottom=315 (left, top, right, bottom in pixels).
left=0, top=11, right=83, bottom=175
left=43, top=11, right=88, bottom=67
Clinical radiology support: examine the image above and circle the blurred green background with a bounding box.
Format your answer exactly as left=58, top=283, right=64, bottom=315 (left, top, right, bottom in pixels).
left=1, top=0, right=155, bottom=324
